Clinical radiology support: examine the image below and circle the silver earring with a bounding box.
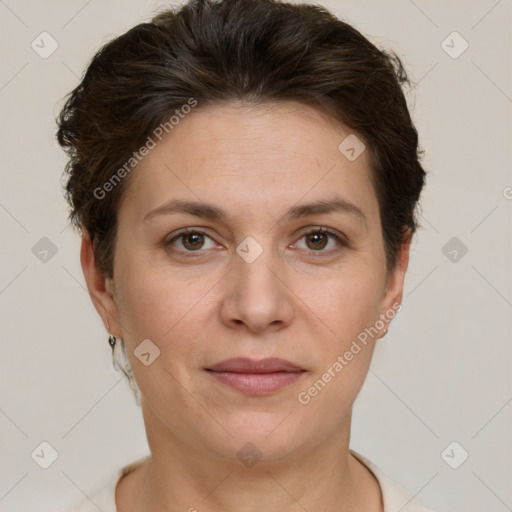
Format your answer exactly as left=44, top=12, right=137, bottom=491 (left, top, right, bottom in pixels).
left=108, top=333, right=123, bottom=372
left=107, top=333, right=142, bottom=406
left=108, top=334, right=120, bottom=370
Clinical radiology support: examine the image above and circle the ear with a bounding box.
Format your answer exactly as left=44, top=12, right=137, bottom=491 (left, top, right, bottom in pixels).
left=80, top=230, right=122, bottom=337
left=379, top=228, right=412, bottom=333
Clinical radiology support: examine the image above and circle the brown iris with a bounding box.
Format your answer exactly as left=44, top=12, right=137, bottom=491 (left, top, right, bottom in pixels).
left=305, top=231, right=328, bottom=251
left=181, top=232, right=205, bottom=251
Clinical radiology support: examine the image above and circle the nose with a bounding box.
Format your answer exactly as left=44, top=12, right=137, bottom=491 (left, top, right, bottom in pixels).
left=219, top=242, right=294, bottom=334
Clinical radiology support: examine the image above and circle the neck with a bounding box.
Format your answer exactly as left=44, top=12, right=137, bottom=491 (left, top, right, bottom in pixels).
left=122, top=405, right=383, bottom=512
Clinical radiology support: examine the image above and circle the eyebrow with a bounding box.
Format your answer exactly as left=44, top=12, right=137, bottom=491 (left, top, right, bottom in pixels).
left=143, top=197, right=367, bottom=227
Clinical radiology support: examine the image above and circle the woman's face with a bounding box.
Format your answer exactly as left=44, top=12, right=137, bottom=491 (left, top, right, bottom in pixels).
left=85, top=100, right=409, bottom=463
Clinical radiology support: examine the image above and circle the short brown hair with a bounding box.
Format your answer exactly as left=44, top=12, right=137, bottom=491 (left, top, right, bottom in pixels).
left=57, top=0, right=426, bottom=278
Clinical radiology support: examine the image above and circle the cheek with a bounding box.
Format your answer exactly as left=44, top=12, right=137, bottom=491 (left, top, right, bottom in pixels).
left=115, top=247, right=384, bottom=359
left=294, top=268, right=382, bottom=394
left=114, top=259, right=217, bottom=379
left=114, top=240, right=195, bottom=332
left=117, top=271, right=203, bottom=342
left=298, top=265, right=383, bottom=340
left=114, top=271, right=209, bottom=412
left=295, top=279, right=380, bottom=417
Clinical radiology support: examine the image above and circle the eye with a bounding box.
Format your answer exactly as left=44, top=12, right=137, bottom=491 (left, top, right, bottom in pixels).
left=166, top=228, right=217, bottom=253
left=294, top=227, right=347, bottom=254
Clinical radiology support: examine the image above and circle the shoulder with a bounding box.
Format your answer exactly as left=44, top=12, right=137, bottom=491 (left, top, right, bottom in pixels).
left=67, top=455, right=151, bottom=512
left=350, top=450, right=440, bottom=512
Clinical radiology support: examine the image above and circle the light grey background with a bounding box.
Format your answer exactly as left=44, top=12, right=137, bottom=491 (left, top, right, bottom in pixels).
left=1, top=1, right=511, bottom=511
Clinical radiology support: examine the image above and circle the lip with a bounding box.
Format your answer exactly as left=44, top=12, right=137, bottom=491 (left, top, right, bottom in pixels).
left=205, top=357, right=306, bottom=395
left=207, top=357, right=304, bottom=373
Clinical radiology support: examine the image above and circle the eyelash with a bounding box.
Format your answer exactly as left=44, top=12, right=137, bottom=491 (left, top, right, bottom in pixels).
left=165, top=227, right=348, bottom=257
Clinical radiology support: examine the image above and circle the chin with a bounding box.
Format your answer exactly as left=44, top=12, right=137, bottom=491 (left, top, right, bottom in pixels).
left=201, top=413, right=312, bottom=464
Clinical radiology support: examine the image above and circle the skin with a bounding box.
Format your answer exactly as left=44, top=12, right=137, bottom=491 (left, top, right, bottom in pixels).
left=81, top=100, right=411, bottom=512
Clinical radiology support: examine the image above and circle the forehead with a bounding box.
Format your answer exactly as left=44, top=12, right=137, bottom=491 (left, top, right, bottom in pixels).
left=117, top=100, right=378, bottom=225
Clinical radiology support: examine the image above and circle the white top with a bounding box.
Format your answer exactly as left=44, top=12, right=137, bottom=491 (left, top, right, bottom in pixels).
left=69, top=450, right=436, bottom=511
